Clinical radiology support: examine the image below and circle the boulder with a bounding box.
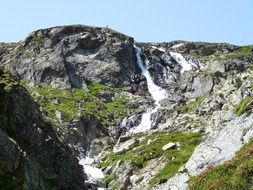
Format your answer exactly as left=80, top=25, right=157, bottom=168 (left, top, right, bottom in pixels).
left=206, top=61, right=226, bottom=73
left=162, top=142, right=177, bottom=151
left=191, top=74, right=214, bottom=98
left=113, top=138, right=137, bottom=154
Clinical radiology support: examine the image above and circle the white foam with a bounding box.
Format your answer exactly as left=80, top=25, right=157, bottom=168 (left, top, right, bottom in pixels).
left=134, top=45, right=167, bottom=103
left=129, top=46, right=167, bottom=133
left=129, top=104, right=160, bottom=133
left=79, top=155, right=104, bottom=184
left=170, top=52, right=196, bottom=74
left=151, top=45, right=166, bottom=53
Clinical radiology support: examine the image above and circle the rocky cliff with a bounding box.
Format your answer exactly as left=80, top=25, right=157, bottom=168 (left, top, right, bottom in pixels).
left=1, top=24, right=253, bottom=190
left=0, top=68, right=85, bottom=190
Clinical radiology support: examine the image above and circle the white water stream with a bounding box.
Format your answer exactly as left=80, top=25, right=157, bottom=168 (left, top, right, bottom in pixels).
left=170, top=52, right=200, bottom=73
left=129, top=46, right=168, bottom=133
left=79, top=153, right=105, bottom=189
left=79, top=47, right=200, bottom=187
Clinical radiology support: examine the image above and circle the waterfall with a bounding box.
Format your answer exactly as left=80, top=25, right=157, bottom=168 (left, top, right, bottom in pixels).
left=79, top=153, right=105, bottom=189
left=129, top=46, right=168, bottom=133
left=134, top=46, right=167, bottom=103
left=170, top=52, right=200, bottom=73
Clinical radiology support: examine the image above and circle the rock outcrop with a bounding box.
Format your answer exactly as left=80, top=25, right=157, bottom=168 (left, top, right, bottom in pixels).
left=1, top=25, right=139, bottom=90
left=0, top=68, right=85, bottom=189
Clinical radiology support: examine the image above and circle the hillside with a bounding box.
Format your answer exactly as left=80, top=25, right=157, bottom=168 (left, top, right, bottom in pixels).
left=1, top=24, right=253, bottom=190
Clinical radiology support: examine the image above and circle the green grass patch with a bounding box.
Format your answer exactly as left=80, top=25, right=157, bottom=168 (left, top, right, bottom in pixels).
left=0, top=71, right=18, bottom=92
left=200, top=45, right=253, bottom=61
left=178, top=97, right=206, bottom=114
left=233, top=96, right=253, bottom=116
left=226, top=46, right=253, bottom=59
left=189, top=139, right=253, bottom=190
left=29, top=34, right=45, bottom=47
left=22, top=80, right=127, bottom=124
left=101, top=132, right=202, bottom=187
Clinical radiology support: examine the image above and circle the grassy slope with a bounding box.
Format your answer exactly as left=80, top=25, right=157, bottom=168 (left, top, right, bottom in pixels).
left=234, top=96, right=253, bottom=116
left=198, top=45, right=253, bottom=61
left=22, top=80, right=127, bottom=124
left=190, top=139, right=253, bottom=190
left=101, top=132, right=202, bottom=188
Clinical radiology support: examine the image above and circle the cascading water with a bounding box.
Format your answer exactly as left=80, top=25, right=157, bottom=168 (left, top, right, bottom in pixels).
left=129, top=46, right=168, bottom=133
left=77, top=49, right=168, bottom=186
left=170, top=52, right=202, bottom=73
left=79, top=153, right=105, bottom=189
left=78, top=47, right=204, bottom=188
left=134, top=46, right=168, bottom=102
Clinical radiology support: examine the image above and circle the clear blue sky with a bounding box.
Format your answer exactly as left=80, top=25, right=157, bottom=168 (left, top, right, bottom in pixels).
left=1, top=0, right=253, bottom=45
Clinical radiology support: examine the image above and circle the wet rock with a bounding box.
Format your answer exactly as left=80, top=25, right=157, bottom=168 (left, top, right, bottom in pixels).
left=57, top=113, right=108, bottom=157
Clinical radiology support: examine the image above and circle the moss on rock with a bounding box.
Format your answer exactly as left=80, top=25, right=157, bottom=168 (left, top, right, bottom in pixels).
left=234, top=96, right=253, bottom=116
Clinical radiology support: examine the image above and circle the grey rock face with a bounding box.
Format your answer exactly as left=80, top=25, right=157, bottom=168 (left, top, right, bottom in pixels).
left=57, top=113, right=107, bottom=157
left=185, top=112, right=253, bottom=176
left=190, top=74, right=214, bottom=97
left=0, top=69, right=85, bottom=190
left=113, top=138, right=137, bottom=154
left=153, top=173, right=189, bottom=190
left=109, top=161, right=133, bottom=190
left=206, top=60, right=226, bottom=73
left=1, top=25, right=137, bottom=89
left=0, top=128, right=20, bottom=175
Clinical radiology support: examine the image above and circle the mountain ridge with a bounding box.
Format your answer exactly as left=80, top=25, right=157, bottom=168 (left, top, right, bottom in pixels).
left=0, top=24, right=253, bottom=190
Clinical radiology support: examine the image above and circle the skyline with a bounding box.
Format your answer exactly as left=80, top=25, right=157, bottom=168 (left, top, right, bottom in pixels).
left=1, top=0, right=253, bottom=45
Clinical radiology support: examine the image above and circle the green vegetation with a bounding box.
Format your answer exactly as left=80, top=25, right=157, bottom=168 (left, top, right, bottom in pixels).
left=227, top=46, right=253, bottom=59
left=0, top=71, right=18, bottom=92
left=17, top=45, right=25, bottom=52
left=104, top=174, right=113, bottom=185
left=190, top=139, right=253, bottom=190
left=30, top=34, right=45, bottom=46
left=22, top=80, right=127, bottom=124
left=101, top=132, right=202, bottom=187
left=200, top=45, right=253, bottom=61
left=233, top=96, right=253, bottom=116
left=111, top=181, right=120, bottom=190
left=178, top=97, right=206, bottom=114
left=246, top=64, right=253, bottom=71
